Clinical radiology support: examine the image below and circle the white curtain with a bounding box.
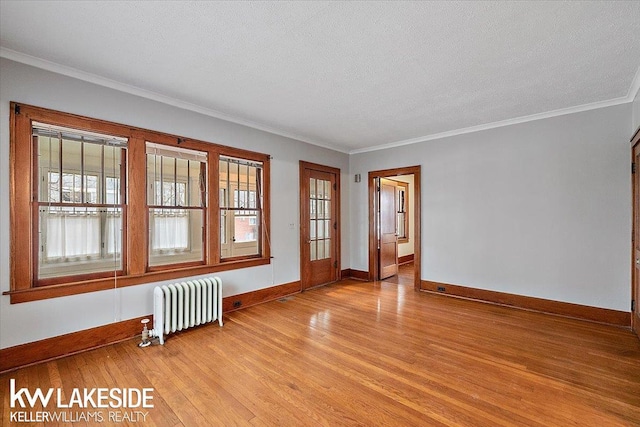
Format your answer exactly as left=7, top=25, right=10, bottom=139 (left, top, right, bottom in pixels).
left=44, top=208, right=122, bottom=261
left=151, top=210, right=189, bottom=251
left=45, top=209, right=100, bottom=259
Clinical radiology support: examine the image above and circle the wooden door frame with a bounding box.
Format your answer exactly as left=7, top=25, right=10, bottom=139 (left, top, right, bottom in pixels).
left=368, top=166, right=421, bottom=290
left=632, top=126, right=640, bottom=338
left=300, top=161, right=341, bottom=290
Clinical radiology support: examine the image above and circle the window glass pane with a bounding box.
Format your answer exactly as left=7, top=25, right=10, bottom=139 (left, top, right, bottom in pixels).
left=38, top=206, right=122, bottom=278
left=310, top=241, right=316, bottom=261
left=310, top=178, right=316, bottom=199
left=317, top=239, right=325, bottom=259
left=310, top=200, right=316, bottom=219
left=147, top=144, right=205, bottom=209
left=219, top=156, right=263, bottom=260
left=324, top=200, right=331, bottom=219
left=397, top=212, right=406, bottom=238
left=175, top=158, right=189, bottom=206
left=234, top=215, right=258, bottom=242
left=324, top=180, right=331, bottom=200
left=104, top=146, right=121, bottom=198
left=61, top=139, right=82, bottom=203
left=189, top=160, right=204, bottom=207
left=147, top=154, right=158, bottom=205
left=219, top=160, right=228, bottom=207
left=317, top=199, right=324, bottom=218
left=83, top=142, right=102, bottom=203
left=161, top=156, right=176, bottom=206
left=48, top=172, right=61, bottom=203
left=324, top=220, right=330, bottom=239
left=324, top=239, right=331, bottom=259
left=310, top=219, right=316, bottom=240
left=149, top=208, right=203, bottom=267
left=38, top=135, right=60, bottom=202
left=220, top=210, right=227, bottom=244
left=317, top=179, right=325, bottom=199
left=318, top=220, right=324, bottom=239
left=106, top=177, right=121, bottom=205
left=84, top=175, right=98, bottom=204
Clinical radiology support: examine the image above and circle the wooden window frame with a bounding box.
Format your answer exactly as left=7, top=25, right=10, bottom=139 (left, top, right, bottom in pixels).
left=146, top=143, right=208, bottom=271
left=219, top=156, right=265, bottom=261
left=6, top=102, right=271, bottom=303
left=32, top=127, right=128, bottom=286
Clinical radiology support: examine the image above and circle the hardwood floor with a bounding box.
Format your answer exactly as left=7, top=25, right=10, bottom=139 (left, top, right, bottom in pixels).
left=2, top=273, right=640, bottom=426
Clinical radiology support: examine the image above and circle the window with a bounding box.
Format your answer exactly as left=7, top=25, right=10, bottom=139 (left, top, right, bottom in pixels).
left=146, top=143, right=207, bottom=268
left=8, top=103, right=270, bottom=303
left=33, top=122, right=127, bottom=284
left=219, top=156, right=263, bottom=259
left=396, top=181, right=409, bottom=243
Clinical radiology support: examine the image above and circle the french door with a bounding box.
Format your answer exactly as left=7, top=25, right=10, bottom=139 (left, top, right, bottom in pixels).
left=300, top=162, right=340, bottom=290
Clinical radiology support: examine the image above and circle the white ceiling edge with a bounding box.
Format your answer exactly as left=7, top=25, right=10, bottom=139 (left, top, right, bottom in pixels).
left=349, top=95, right=633, bottom=155
left=2, top=47, right=639, bottom=157
left=0, top=47, right=346, bottom=154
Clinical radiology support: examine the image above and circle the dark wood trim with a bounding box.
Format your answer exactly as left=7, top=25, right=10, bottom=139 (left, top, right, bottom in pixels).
left=8, top=102, right=272, bottom=303
left=421, top=280, right=630, bottom=327
left=340, top=269, right=369, bottom=281
left=631, top=128, right=640, bottom=339
left=222, top=280, right=301, bottom=313
left=398, top=254, right=414, bottom=265
left=368, top=166, right=421, bottom=290
left=1, top=280, right=302, bottom=372
left=5, top=256, right=271, bottom=304
left=299, top=161, right=341, bottom=291
left=631, top=125, right=640, bottom=145
left=0, top=315, right=150, bottom=374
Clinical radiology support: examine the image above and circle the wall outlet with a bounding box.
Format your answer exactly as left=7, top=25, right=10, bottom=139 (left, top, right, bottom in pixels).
left=233, top=300, right=242, bottom=308
left=437, top=286, right=446, bottom=292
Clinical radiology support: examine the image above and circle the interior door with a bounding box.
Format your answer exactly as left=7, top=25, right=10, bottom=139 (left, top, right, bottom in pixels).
left=633, top=139, right=640, bottom=338
left=301, top=165, right=338, bottom=290
left=379, top=178, right=398, bottom=279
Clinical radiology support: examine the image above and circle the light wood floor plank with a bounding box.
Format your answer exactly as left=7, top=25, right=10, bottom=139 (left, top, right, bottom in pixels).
left=2, top=264, right=639, bottom=426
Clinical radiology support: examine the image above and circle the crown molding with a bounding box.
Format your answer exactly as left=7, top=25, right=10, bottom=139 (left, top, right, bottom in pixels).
left=349, top=96, right=631, bottom=154
left=0, top=47, right=348, bottom=154
left=2, top=47, right=637, bottom=157
left=628, top=64, right=640, bottom=102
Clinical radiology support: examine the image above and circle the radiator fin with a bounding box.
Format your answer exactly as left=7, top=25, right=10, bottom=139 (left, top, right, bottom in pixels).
left=152, top=277, right=223, bottom=345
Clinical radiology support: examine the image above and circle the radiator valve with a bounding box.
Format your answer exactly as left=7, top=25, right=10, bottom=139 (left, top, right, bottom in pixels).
left=139, top=318, right=151, bottom=348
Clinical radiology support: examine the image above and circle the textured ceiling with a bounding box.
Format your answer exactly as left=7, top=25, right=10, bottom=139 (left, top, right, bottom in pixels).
left=1, top=1, right=639, bottom=153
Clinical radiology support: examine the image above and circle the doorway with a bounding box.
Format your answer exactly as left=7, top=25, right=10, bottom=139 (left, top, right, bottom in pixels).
left=300, top=161, right=341, bottom=291
left=368, top=166, right=421, bottom=290
left=632, top=128, right=640, bottom=339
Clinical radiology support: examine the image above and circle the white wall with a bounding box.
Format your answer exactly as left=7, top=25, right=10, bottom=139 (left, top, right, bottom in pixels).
left=0, top=58, right=350, bottom=349
left=350, top=104, right=632, bottom=311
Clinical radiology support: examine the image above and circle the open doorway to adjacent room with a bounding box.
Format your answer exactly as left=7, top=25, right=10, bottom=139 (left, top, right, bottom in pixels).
left=368, top=166, right=421, bottom=290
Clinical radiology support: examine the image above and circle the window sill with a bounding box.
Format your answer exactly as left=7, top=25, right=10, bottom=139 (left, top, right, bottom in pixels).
left=4, top=257, right=271, bottom=304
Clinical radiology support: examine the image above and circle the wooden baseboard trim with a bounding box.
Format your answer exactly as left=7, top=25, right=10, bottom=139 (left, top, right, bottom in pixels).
left=0, top=315, right=149, bottom=374
left=398, top=254, right=414, bottom=265
left=421, top=280, right=630, bottom=327
left=222, top=280, right=301, bottom=313
left=341, top=269, right=369, bottom=281
left=1, top=281, right=303, bottom=373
